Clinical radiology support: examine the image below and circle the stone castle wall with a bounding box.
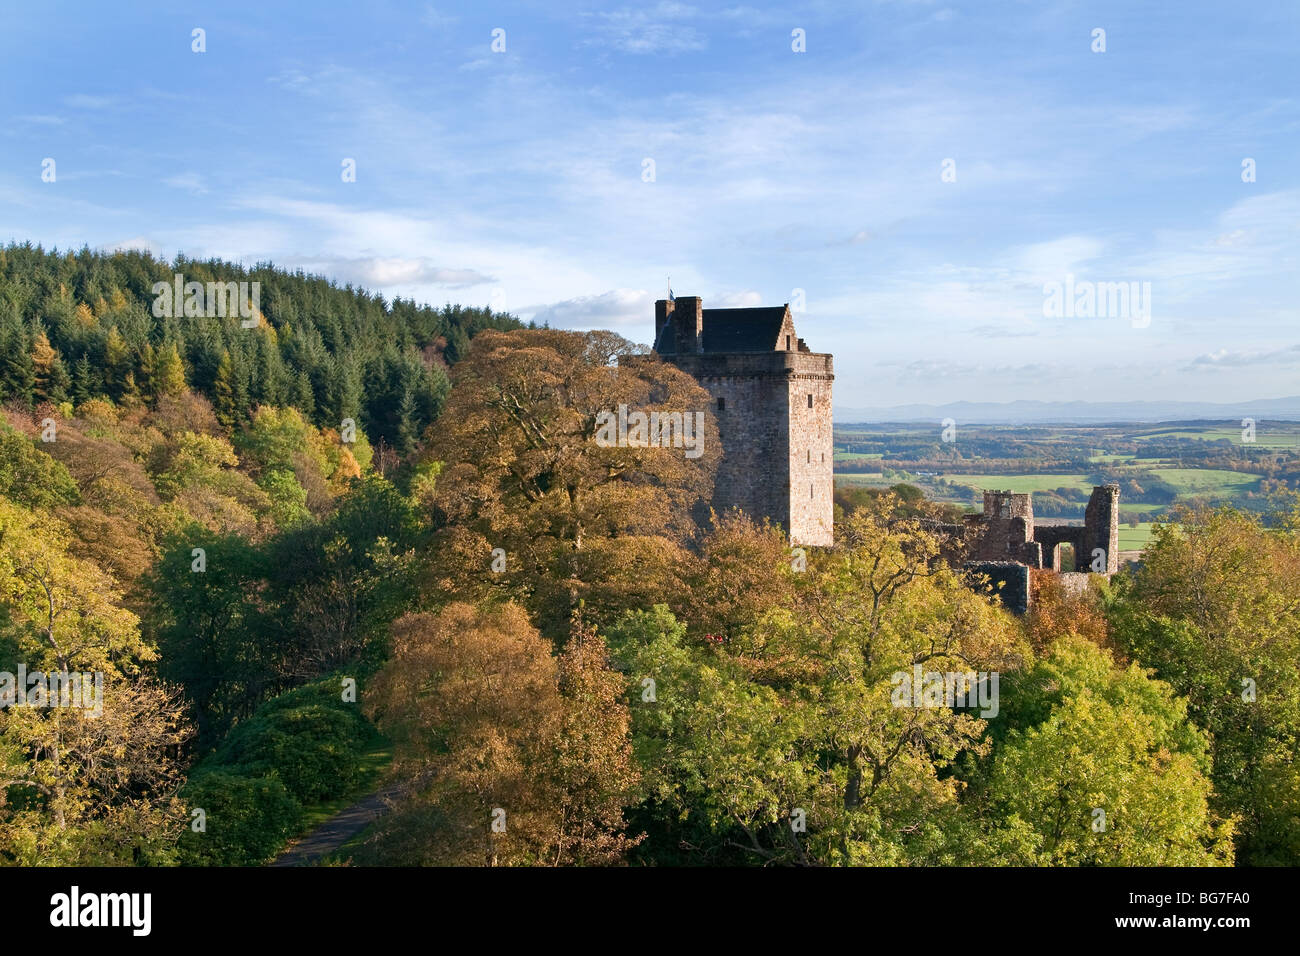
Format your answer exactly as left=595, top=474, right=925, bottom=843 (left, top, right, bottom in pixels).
left=1034, top=524, right=1086, bottom=571
left=1084, top=484, right=1120, bottom=573
left=967, top=485, right=1120, bottom=578
left=786, top=364, right=834, bottom=546
left=665, top=350, right=833, bottom=545
left=964, top=561, right=1032, bottom=614
left=973, top=491, right=1041, bottom=564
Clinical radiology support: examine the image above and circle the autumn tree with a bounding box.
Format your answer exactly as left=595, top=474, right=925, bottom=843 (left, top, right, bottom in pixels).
left=608, top=495, right=1029, bottom=866
left=676, top=511, right=793, bottom=643
left=0, top=421, right=80, bottom=510
left=1025, top=569, right=1112, bottom=654
left=363, top=603, right=641, bottom=865
left=424, top=329, right=718, bottom=634
left=151, top=342, right=187, bottom=400
left=30, top=330, right=69, bottom=404
left=0, top=500, right=191, bottom=864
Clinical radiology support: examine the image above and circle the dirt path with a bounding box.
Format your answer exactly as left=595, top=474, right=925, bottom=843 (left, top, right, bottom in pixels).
left=270, top=783, right=404, bottom=867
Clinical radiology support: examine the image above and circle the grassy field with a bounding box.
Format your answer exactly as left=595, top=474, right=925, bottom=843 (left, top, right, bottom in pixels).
left=945, top=474, right=1095, bottom=494
left=835, top=472, right=895, bottom=487
left=1119, top=502, right=1165, bottom=513
left=836, top=467, right=1261, bottom=506
left=1118, top=522, right=1157, bottom=550
left=1136, top=427, right=1299, bottom=447
left=1149, top=467, right=1261, bottom=496
left=834, top=451, right=884, bottom=462
left=942, top=469, right=1258, bottom=500
left=830, top=421, right=1297, bottom=558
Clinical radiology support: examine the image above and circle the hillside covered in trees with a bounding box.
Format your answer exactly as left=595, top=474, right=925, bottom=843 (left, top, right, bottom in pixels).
left=0, top=255, right=1297, bottom=868
left=0, top=243, right=526, bottom=457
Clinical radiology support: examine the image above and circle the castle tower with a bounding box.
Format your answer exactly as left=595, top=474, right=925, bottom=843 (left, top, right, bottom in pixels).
left=1084, top=484, right=1120, bottom=573
left=977, top=490, right=1042, bottom=566
left=650, top=296, right=834, bottom=546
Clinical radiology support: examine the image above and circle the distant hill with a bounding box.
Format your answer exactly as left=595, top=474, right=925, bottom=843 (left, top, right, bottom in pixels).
left=835, top=397, right=1300, bottom=425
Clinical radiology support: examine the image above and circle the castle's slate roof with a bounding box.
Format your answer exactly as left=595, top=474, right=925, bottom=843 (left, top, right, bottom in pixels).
left=656, top=305, right=788, bottom=353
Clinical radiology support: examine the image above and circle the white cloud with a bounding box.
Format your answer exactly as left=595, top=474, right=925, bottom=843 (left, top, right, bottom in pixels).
left=584, top=3, right=706, bottom=54
left=421, top=5, right=457, bottom=29
left=529, top=289, right=653, bottom=328
left=283, top=256, right=494, bottom=289
left=1012, top=236, right=1106, bottom=281
left=1187, top=344, right=1300, bottom=369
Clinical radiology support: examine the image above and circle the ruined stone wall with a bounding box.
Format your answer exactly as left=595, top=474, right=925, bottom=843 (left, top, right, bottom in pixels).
left=1034, top=525, right=1087, bottom=571
left=1058, top=571, right=1093, bottom=599
left=974, top=491, right=1040, bottom=565
left=1084, top=484, right=1121, bottom=574
left=964, top=561, right=1032, bottom=614
left=954, top=486, right=1121, bottom=606
left=983, top=490, right=1034, bottom=522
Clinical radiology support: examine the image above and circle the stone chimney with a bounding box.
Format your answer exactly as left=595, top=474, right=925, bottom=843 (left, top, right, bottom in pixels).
left=654, top=297, right=703, bottom=354
left=672, top=296, right=703, bottom=353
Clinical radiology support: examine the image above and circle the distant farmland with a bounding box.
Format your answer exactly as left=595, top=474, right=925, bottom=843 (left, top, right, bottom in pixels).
left=833, top=420, right=1297, bottom=554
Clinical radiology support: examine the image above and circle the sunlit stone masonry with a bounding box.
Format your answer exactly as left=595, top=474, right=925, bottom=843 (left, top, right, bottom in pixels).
left=643, top=295, right=834, bottom=547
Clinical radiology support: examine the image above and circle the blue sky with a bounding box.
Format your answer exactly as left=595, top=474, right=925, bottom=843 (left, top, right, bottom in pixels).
left=2, top=0, right=1297, bottom=409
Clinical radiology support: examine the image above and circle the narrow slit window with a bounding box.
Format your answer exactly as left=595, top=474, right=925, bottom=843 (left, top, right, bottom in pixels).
left=807, top=449, right=811, bottom=463
left=810, top=484, right=814, bottom=499
left=807, top=394, right=813, bottom=408
left=786, top=335, right=792, bottom=350
left=717, top=396, right=725, bottom=411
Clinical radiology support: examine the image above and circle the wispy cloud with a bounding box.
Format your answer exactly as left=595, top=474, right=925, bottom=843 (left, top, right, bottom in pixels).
left=584, top=3, right=706, bottom=55
left=283, top=256, right=494, bottom=289
left=1187, top=344, right=1300, bottom=370
left=529, top=289, right=653, bottom=328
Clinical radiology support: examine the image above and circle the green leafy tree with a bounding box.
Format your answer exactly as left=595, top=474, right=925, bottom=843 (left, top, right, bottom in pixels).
left=1108, top=506, right=1300, bottom=864
left=974, top=637, right=1234, bottom=866
left=146, top=527, right=271, bottom=745
left=0, top=424, right=80, bottom=509
left=608, top=498, right=1028, bottom=866
left=0, top=501, right=190, bottom=864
